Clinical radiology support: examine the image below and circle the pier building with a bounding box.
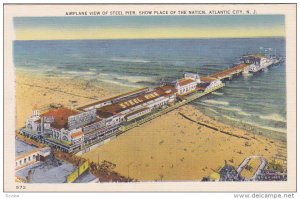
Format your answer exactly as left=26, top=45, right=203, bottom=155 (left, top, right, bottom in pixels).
left=175, top=78, right=197, bottom=95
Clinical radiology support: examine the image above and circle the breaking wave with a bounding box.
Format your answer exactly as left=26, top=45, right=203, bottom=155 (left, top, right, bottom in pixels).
left=110, top=57, right=150, bottom=63
left=197, top=102, right=251, bottom=116
left=259, top=113, right=286, bottom=123
left=222, top=115, right=287, bottom=133
left=201, top=99, right=230, bottom=106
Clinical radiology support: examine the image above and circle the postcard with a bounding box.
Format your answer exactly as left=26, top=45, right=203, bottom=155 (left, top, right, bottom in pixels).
left=3, top=3, right=297, bottom=192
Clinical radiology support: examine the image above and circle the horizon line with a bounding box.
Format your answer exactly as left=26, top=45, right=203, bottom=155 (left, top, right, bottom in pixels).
left=14, top=36, right=285, bottom=42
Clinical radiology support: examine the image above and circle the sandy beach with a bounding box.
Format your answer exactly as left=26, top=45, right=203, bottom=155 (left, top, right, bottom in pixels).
left=82, top=105, right=286, bottom=181
left=16, top=70, right=287, bottom=181
left=15, top=69, right=132, bottom=129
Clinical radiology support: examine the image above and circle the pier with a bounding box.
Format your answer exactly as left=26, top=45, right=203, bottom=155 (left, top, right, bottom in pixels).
left=118, top=83, right=225, bottom=132
left=209, top=63, right=249, bottom=80
left=20, top=53, right=281, bottom=155
left=75, top=55, right=280, bottom=154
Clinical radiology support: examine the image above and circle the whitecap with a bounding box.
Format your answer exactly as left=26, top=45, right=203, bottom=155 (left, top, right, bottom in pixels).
left=259, top=113, right=286, bottom=123
left=195, top=102, right=254, bottom=117
left=202, top=99, right=229, bottom=106
left=100, top=79, right=140, bottom=88
left=211, top=92, right=224, bottom=96
left=110, top=57, right=150, bottom=63
left=113, top=74, right=156, bottom=84
left=221, top=115, right=287, bottom=133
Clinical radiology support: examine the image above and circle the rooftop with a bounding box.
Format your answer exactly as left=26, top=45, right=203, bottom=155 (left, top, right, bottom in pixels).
left=16, top=148, right=41, bottom=160
left=200, top=76, right=218, bottom=83
left=78, top=87, right=149, bottom=111
left=16, top=159, right=75, bottom=183
left=74, top=170, right=98, bottom=183
left=16, top=138, right=37, bottom=157
left=71, top=131, right=84, bottom=139
left=243, top=54, right=266, bottom=59
left=124, top=107, right=149, bottom=119
left=209, top=63, right=249, bottom=79
left=40, top=108, right=81, bottom=129
left=177, top=78, right=196, bottom=86
left=97, top=85, right=177, bottom=117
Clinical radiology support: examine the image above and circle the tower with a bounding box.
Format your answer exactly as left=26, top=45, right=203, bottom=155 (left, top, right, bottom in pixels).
left=32, top=104, right=40, bottom=117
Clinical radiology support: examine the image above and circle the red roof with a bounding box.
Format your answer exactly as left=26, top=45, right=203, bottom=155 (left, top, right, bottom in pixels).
left=78, top=87, right=149, bottom=110
left=97, top=86, right=177, bottom=117
left=210, top=63, right=249, bottom=79
left=41, top=108, right=80, bottom=129
left=71, top=131, right=83, bottom=139
left=200, top=76, right=217, bottom=83
left=177, top=78, right=196, bottom=86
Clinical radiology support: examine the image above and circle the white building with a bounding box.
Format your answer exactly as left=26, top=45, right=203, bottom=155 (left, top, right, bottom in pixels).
left=22, top=108, right=88, bottom=152
left=96, top=85, right=177, bottom=123
left=184, top=72, right=201, bottom=83
left=175, top=78, right=197, bottom=95
left=15, top=147, right=51, bottom=170
left=205, top=79, right=223, bottom=91
left=200, top=76, right=223, bottom=91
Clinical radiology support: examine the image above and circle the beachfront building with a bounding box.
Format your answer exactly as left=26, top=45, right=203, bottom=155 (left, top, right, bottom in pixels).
left=241, top=54, right=264, bottom=65
left=75, top=85, right=177, bottom=146
left=175, top=78, right=197, bottom=95
left=200, top=76, right=223, bottom=91
left=19, top=71, right=222, bottom=154
left=184, top=72, right=201, bottom=83
left=21, top=108, right=95, bottom=152
left=15, top=147, right=51, bottom=170
left=23, top=109, right=42, bottom=139
left=95, top=85, right=177, bottom=124
left=240, top=54, right=273, bottom=72
left=79, top=87, right=150, bottom=111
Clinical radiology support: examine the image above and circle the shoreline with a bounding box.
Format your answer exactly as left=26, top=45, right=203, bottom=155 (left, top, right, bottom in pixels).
left=82, top=104, right=286, bottom=181
left=192, top=104, right=287, bottom=142
left=15, top=69, right=287, bottom=181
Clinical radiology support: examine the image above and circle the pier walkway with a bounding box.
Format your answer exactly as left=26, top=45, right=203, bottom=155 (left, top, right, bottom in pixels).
left=209, top=63, right=249, bottom=80
left=119, top=83, right=225, bottom=132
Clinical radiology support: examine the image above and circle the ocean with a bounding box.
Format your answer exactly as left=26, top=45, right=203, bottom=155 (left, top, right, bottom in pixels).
left=13, top=38, right=286, bottom=140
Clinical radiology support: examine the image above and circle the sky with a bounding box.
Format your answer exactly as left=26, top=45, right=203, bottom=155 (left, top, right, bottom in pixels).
left=13, top=15, right=285, bottom=40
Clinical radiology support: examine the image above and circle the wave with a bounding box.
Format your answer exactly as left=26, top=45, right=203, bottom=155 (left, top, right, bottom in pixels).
left=196, top=101, right=287, bottom=124
left=222, top=115, right=287, bottom=133
left=221, top=107, right=250, bottom=116
left=61, top=71, right=97, bottom=76
left=201, top=99, right=230, bottom=106
left=211, top=92, right=224, bottom=96
left=205, top=107, right=220, bottom=114
left=100, top=79, right=140, bottom=88
left=111, top=74, right=157, bottom=85
left=110, top=57, right=150, bottom=63
left=259, top=113, right=286, bottom=123
left=197, top=102, right=251, bottom=117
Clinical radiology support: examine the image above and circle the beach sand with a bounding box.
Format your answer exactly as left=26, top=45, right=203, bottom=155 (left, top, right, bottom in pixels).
left=15, top=70, right=287, bottom=181
left=15, top=70, right=131, bottom=129
left=82, top=105, right=286, bottom=181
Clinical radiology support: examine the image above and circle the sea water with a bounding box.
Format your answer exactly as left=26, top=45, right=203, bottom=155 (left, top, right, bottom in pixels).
left=13, top=38, right=286, bottom=139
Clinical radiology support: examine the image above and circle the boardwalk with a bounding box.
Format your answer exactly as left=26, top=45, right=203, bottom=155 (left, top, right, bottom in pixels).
left=209, top=63, right=249, bottom=80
